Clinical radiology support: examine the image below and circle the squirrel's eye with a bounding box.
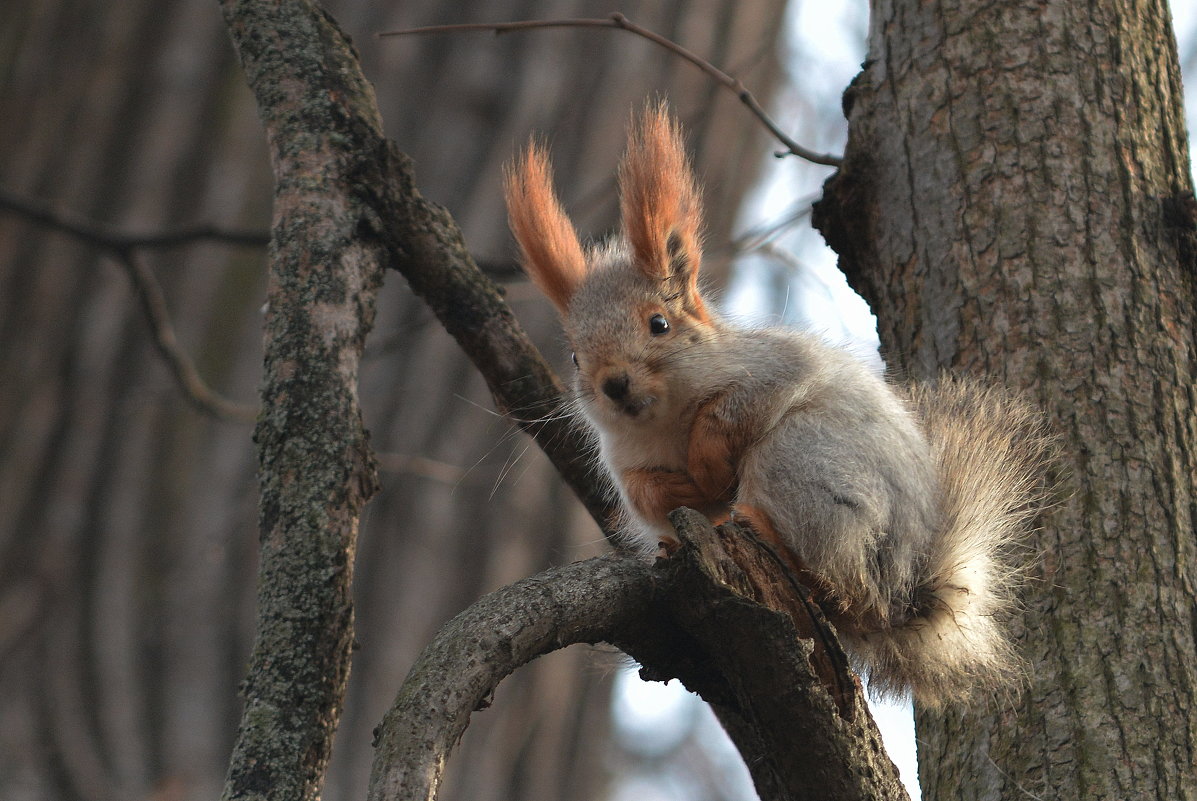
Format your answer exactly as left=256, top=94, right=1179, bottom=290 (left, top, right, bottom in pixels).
left=649, top=313, right=670, bottom=335
left=571, top=352, right=579, bottom=368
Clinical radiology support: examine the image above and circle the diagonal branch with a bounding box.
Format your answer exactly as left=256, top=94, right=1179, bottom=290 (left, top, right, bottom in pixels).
left=379, top=12, right=843, bottom=167
left=376, top=143, right=620, bottom=537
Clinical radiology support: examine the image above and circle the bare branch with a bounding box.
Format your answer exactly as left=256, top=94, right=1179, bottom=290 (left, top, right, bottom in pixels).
left=366, top=554, right=657, bottom=801
left=368, top=510, right=909, bottom=801
left=0, top=183, right=528, bottom=425
left=378, top=13, right=843, bottom=167
left=121, top=251, right=258, bottom=422
left=0, top=186, right=269, bottom=251
left=377, top=144, right=620, bottom=538
left=374, top=452, right=472, bottom=485
left=0, top=186, right=261, bottom=423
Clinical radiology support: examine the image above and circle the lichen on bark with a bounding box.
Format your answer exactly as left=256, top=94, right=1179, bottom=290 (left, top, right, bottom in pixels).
left=219, top=2, right=387, bottom=799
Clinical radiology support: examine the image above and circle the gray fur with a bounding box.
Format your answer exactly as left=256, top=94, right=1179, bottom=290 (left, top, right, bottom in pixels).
left=567, top=249, right=1049, bottom=706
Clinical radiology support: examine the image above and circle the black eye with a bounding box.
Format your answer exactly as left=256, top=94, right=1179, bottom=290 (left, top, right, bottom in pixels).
left=649, top=313, right=670, bottom=335
left=571, top=352, right=579, bottom=368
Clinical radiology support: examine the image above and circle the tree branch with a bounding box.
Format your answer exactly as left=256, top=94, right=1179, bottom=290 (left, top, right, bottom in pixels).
left=0, top=186, right=270, bottom=250
left=374, top=141, right=620, bottom=538
left=0, top=187, right=260, bottom=423
left=379, top=12, right=843, bottom=167
left=0, top=187, right=525, bottom=422
left=122, top=250, right=258, bottom=422
left=368, top=510, right=909, bottom=801
left=366, top=554, right=658, bottom=801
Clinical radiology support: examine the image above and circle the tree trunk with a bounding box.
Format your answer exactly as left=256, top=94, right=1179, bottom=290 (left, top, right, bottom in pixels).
left=0, top=1, right=787, bottom=800
left=815, top=1, right=1197, bottom=799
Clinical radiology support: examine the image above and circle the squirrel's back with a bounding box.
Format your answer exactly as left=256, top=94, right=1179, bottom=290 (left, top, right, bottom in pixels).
left=732, top=330, right=942, bottom=631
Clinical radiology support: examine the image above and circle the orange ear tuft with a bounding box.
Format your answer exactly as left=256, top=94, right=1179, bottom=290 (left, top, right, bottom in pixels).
left=504, top=143, right=588, bottom=314
left=618, top=103, right=705, bottom=290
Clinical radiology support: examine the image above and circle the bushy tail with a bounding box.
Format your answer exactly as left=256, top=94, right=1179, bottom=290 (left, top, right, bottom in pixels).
left=853, top=378, right=1055, bottom=707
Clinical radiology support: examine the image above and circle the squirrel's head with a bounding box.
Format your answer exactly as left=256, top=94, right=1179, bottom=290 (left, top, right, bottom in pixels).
left=504, top=104, right=716, bottom=427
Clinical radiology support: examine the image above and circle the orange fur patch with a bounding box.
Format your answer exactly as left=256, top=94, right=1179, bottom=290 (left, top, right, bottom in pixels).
left=688, top=300, right=712, bottom=325
left=619, top=104, right=705, bottom=293
left=504, top=143, right=588, bottom=313
left=687, top=395, right=745, bottom=503
left=623, top=466, right=711, bottom=523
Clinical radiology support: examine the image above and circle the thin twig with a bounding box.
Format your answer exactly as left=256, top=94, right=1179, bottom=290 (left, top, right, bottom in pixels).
left=0, top=187, right=269, bottom=251
left=379, top=12, right=843, bottom=167
left=120, top=251, right=258, bottom=422
left=0, top=187, right=260, bottom=423
left=725, top=192, right=819, bottom=255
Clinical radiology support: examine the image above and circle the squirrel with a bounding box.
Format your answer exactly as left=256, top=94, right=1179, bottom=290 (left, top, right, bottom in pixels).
left=504, top=104, right=1051, bottom=706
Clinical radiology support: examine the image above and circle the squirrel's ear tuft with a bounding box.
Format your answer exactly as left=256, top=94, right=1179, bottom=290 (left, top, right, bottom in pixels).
left=619, top=103, right=705, bottom=293
left=504, top=143, right=588, bottom=314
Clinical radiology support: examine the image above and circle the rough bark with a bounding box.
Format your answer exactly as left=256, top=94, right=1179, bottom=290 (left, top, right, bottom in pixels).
left=366, top=556, right=657, bottom=801
left=814, top=1, right=1197, bottom=799
left=368, top=510, right=909, bottom=801
left=217, top=2, right=385, bottom=799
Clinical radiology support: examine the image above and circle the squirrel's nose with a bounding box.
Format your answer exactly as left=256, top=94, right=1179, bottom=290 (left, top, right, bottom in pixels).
left=602, top=374, right=630, bottom=402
